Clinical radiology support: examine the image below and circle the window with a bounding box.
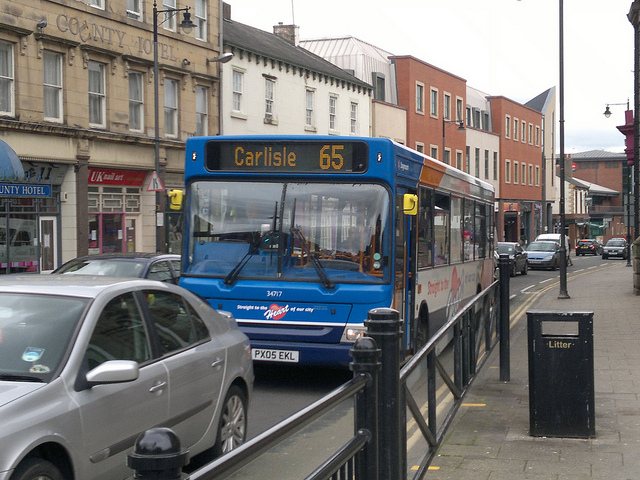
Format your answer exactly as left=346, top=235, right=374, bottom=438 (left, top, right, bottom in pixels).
left=329, top=95, right=337, bottom=131
left=521, top=121, right=526, bottom=143
left=529, top=164, right=534, bottom=185
left=163, top=0, right=177, bottom=31
left=493, top=152, right=498, bottom=180
left=128, top=71, right=143, bottom=132
left=535, top=165, right=540, bottom=186
left=416, top=83, right=424, bottom=113
left=535, top=125, right=540, bottom=146
left=483, top=111, right=490, bottom=130
left=475, top=148, right=480, bottom=177
left=451, top=197, right=462, bottom=263
left=196, top=85, right=207, bottom=136
left=473, top=108, right=481, bottom=128
left=415, top=143, right=424, bottom=153
left=350, top=102, right=358, bottom=134
left=444, top=94, right=451, bottom=120
left=514, top=161, right=519, bottom=183
left=88, top=61, right=106, bottom=127
left=434, top=193, right=450, bottom=266
left=465, top=146, right=470, bottom=173
left=126, top=0, right=142, bottom=20
left=456, top=98, right=463, bottom=122
left=86, top=293, right=150, bottom=369
left=463, top=200, right=473, bottom=261
left=466, top=106, right=471, bottom=126
left=265, top=78, right=275, bottom=120
left=484, top=149, right=489, bottom=179
left=372, top=72, right=385, bottom=101
left=164, top=78, right=178, bottom=137
left=456, top=151, right=463, bottom=170
left=417, top=187, right=433, bottom=268
left=0, top=42, right=14, bottom=116
left=505, top=115, right=511, bottom=138
left=232, top=70, right=243, bottom=112
left=430, top=88, right=437, bottom=116
left=43, top=51, right=63, bottom=122
left=443, top=149, right=450, bottom=165
left=513, top=119, right=519, bottom=141
left=88, top=0, right=105, bottom=9
left=430, top=146, right=438, bottom=159
left=521, top=163, right=526, bottom=185
left=505, top=160, right=511, bottom=183
left=305, top=89, right=315, bottom=128
left=141, top=290, right=209, bottom=355
left=528, top=123, right=533, bottom=145
left=195, top=0, right=206, bottom=40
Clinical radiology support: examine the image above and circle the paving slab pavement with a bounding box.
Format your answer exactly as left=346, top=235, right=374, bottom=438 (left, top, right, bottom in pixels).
left=427, top=262, right=640, bottom=480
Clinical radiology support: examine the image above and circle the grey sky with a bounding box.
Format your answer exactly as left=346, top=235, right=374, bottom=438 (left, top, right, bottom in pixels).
left=224, top=0, right=635, bottom=154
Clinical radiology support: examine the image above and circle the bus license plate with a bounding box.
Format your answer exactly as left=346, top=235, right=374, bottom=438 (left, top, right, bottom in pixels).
left=252, top=348, right=299, bottom=363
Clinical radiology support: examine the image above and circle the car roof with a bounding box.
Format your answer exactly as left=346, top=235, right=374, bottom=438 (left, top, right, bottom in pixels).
left=498, top=242, right=519, bottom=245
left=61, top=252, right=180, bottom=262
left=0, top=274, right=177, bottom=298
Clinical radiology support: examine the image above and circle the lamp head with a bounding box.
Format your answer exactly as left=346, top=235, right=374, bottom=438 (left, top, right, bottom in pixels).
left=179, top=10, right=194, bottom=32
left=604, top=105, right=612, bottom=118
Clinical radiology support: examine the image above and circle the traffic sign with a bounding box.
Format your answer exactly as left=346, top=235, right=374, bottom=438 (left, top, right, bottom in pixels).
left=147, top=171, right=164, bottom=192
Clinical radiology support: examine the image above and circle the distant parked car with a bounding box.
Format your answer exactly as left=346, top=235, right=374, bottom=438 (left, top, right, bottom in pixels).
left=575, top=239, right=603, bottom=256
left=497, top=242, right=528, bottom=276
left=535, top=233, right=571, bottom=262
left=526, top=241, right=561, bottom=270
left=0, top=275, right=253, bottom=480
left=602, top=238, right=628, bottom=260
left=53, top=252, right=181, bottom=284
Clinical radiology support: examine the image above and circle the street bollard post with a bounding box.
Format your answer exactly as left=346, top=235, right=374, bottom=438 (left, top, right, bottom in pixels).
left=498, top=253, right=511, bottom=382
left=127, top=427, right=189, bottom=479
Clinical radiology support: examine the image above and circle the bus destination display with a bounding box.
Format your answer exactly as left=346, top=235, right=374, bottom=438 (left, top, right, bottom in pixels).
left=206, top=141, right=368, bottom=173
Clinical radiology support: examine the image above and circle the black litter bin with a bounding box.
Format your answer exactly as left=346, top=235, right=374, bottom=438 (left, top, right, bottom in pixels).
left=527, top=310, right=595, bottom=438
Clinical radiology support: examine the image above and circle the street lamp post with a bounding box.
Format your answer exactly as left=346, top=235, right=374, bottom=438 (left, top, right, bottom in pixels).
left=152, top=1, right=193, bottom=252
left=442, top=118, right=465, bottom=166
left=630, top=1, right=640, bottom=262
left=557, top=0, right=570, bottom=299
left=604, top=100, right=632, bottom=266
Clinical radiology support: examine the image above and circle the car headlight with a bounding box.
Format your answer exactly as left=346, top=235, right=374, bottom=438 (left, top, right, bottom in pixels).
left=544, top=255, right=553, bottom=261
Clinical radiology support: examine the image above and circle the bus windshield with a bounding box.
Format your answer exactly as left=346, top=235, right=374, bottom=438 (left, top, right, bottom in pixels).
left=185, top=181, right=390, bottom=284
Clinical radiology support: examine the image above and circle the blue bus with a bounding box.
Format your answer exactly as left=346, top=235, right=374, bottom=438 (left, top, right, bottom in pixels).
left=179, top=136, right=495, bottom=367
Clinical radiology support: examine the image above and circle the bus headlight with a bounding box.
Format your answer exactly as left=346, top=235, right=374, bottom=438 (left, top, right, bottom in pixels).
left=342, top=325, right=367, bottom=342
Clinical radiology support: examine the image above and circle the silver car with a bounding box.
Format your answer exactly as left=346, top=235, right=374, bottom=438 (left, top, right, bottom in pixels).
left=0, top=275, right=253, bottom=480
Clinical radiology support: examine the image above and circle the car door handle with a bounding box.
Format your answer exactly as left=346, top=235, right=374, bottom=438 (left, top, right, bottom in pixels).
left=211, top=357, right=224, bottom=369
left=149, top=381, right=167, bottom=393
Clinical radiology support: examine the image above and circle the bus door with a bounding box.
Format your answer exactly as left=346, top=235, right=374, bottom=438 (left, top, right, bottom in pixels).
left=394, top=190, right=417, bottom=351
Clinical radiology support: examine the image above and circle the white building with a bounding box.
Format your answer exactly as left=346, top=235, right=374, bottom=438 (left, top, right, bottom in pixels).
left=221, top=9, right=372, bottom=136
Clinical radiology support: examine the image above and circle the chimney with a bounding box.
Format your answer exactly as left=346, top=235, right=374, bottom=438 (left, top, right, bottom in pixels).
left=273, top=22, right=299, bottom=46
left=222, top=2, right=231, bottom=21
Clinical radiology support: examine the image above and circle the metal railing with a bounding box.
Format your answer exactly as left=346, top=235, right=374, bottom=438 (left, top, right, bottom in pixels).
left=127, top=263, right=509, bottom=480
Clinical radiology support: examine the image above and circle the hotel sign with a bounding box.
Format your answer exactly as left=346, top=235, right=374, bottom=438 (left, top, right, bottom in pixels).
left=0, top=184, right=51, bottom=198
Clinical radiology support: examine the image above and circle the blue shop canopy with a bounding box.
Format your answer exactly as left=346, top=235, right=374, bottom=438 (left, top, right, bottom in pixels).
left=0, top=139, right=24, bottom=181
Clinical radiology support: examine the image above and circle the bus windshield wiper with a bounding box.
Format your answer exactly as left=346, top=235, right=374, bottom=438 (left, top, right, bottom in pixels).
left=290, top=227, right=334, bottom=290
left=223, top=232, right=269, bottom=286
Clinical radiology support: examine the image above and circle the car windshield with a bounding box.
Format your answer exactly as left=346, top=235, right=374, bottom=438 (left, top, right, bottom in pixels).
left=607, top=239, right=626, bottom=247
left=497, top=244, right=515, bottom=254
left=0, top=293, right=89, bottom=382
left=527, top=242, right=556, bottom=252
left=56, top=259, right=146, bottom=277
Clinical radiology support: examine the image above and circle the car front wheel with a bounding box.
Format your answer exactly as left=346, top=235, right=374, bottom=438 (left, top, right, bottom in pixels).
left=10, top=459, right=63, bottom=480
left=214, top=385, right=248, bottom=457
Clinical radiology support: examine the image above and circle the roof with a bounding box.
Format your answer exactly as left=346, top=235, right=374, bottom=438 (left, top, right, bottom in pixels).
left=564, top=176, right=620, bottom=197
left=223, top=20, right=372, bottom=90
left=570, top=150, right=626, bottom=161
left=525, top=87, right=555, bottom=113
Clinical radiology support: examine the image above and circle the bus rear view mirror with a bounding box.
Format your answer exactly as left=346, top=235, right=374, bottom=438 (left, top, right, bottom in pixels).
left=403, top=194, right=418, bottom=215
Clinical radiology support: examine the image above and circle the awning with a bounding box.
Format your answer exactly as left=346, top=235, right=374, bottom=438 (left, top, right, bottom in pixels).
left=0, top=139, right=24, bottom=181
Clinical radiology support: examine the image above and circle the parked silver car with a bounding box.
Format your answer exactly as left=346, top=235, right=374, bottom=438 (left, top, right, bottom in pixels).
left=602, top=237, right=628, bottom=259
left=0, top=275, right=253, bottom=480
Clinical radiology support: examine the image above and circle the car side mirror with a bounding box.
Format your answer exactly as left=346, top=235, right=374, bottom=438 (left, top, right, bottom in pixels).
left=77, top=360, right=139, bottom=391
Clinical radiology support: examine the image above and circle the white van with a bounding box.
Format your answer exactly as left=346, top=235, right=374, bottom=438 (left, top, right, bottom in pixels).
left=534, top=233, right=571, bottom=261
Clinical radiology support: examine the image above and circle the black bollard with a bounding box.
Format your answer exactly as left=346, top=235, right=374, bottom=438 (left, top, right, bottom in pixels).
left=498, top=253, right=511, bottom=382
left=127, top=427, right=189, bottom=479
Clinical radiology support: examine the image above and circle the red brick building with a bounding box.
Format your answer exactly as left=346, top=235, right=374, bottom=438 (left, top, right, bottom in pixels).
left=391, top=56, right=466, bottom=165
left=489, top=96, right=544, bottom=243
